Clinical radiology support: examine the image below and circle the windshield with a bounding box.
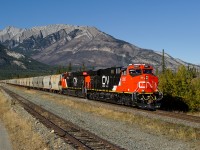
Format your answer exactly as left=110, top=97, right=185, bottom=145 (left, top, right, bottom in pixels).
left=129, top=69, right=142, bottom=76
left=143, top=69, right=153, bottom=74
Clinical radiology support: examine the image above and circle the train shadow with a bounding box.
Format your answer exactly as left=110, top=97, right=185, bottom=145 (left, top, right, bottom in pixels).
left=160, top=94, right=189, bottom=112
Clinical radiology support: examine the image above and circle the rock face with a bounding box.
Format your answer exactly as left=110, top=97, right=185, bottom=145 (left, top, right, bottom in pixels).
left=0, top=44, right=51, bottom=79
left=0, top=24, right=199, bottom=70
left=0, top=44, right=28, bottom=69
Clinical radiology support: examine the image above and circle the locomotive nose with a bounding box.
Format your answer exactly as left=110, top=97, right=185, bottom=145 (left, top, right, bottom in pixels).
left=143, top=75, right=155, bottom=93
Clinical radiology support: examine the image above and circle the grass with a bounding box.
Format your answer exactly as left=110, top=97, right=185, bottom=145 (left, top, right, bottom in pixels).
left=0, top=89, right=48, bottom=150
left=187, top=112, right=200, bottom=117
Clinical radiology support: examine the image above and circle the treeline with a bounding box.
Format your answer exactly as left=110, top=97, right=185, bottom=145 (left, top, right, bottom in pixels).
left=56, top=62, right=95, bottom=74
left=0, top=62, right=94, bottom=80
left=0, top=68, right=52, bottom=80
left=158, top=65, right=200, bottom=112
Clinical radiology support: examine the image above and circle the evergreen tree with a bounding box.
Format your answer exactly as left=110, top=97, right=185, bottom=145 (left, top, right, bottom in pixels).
left=158, top=65, right=200, bottom=111
left=159, top=68, right=174, bottom=95
left=67, top=62, right=72, bottom=72
left=82, top=62, right=86, bottom=71
left=79, top=66, right=82, bottom=71
left=92, top=66, right=95, bottom=71
left=56, top=65, right=64, bottom=74
left=155, top=67, right=159, bottom=75
left=17, top=74, right=20, bottom=78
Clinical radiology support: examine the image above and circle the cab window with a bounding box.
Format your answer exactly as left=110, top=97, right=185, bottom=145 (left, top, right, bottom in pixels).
left=143, top=69, right=153, bottom=74
left=129, top=69, right=141, bottom=76
left=122, top=70, right=127, bottom=75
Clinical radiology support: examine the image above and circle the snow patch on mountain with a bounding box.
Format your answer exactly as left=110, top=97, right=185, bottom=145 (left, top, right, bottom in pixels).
left=13, top=60, right=26, bottom=69
left=6, top=50, right=25, bottom=59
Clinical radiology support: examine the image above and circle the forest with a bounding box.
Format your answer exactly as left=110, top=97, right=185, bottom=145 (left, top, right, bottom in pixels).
left=158, top=65, right=200, bottom=112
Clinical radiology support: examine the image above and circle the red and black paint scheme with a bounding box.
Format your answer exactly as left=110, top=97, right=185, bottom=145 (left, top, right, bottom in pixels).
left=3, top=64, right=163, bottom=110
left=63, top=64, right=163, bottom=110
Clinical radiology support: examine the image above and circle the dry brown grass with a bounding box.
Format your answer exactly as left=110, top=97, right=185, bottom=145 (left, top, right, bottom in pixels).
left=0, top=89, right=48, bottom=150
left=187, top=112, right=200, bottom=117
left=36, top=92, right=200, bottom=142
left=25, top=90, right=37, bottom=94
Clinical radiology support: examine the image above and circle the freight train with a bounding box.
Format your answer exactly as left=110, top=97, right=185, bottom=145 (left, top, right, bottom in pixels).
left=1, top=64, right=163, bottom=110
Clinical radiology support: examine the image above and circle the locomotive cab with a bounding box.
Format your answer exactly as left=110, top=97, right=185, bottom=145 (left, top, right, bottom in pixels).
left=116, top=64, right=162, bottom=109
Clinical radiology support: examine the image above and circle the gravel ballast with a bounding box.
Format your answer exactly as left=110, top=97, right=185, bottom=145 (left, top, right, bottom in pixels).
left=1, top=86, right=75, bottom=150
left=4, top=85, right=200, bottom=150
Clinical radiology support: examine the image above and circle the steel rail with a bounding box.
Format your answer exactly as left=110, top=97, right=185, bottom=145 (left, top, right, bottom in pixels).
left=2, top=87, right=125, bottom=150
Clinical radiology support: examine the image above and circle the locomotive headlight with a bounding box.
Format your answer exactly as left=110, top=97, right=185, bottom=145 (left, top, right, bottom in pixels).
left=145, top=76, right=148, bottom=80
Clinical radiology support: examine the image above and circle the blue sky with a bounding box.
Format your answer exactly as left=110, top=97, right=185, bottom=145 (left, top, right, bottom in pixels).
left=0, top=0, right=200, bottom=64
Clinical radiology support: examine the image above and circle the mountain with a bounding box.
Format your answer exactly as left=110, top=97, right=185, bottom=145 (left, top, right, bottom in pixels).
left=0, top=44, right=52, bottom=79
left=0, top=24, right=199, bottom=71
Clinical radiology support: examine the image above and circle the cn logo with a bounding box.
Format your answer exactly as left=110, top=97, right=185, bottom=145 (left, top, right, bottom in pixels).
left=102, top=76, right=109, bottom=87
left=138, top=81, right=153, bottom=88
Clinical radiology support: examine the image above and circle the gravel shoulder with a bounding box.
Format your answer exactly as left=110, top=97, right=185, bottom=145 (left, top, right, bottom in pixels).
left=4, top=85, right=200, bottom=150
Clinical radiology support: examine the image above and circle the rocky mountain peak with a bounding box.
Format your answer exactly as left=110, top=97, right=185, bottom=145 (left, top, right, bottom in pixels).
left=0, top=24, right=199, bottom=71
left=0, top=26, right=22, bottom=36
left=0, top=24, right=101, bottom=45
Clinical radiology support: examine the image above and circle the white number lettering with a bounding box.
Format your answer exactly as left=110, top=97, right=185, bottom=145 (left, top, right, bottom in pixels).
left=102, top=76, right=109, bottom=87
left=73, top=77, right=78, bottom=86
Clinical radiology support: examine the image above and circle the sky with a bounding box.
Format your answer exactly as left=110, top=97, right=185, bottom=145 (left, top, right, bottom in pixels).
left=0, top=0, right=200, bottom=64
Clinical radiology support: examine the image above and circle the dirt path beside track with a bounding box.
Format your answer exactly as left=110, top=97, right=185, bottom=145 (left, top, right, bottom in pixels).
left=0, top=121, right=12, bottom=150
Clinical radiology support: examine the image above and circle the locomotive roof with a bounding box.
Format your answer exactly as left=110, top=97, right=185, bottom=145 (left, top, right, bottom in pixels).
left=69, top=64, right=153, bottom=77
left=70, top=66, right=122, bottom=76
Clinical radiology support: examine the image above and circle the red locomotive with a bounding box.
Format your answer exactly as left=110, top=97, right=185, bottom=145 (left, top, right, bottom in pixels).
left=64, top=64, right=163, bottom=110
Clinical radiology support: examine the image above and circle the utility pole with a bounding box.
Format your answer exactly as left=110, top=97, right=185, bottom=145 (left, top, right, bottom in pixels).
left=162, top=49, right=165, bottom=73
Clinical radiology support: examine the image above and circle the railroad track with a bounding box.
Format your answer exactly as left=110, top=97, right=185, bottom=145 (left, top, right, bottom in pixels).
left=4, top=84, right=200, bottom=126
left=83, top=98, right=200, bottom=125
left=113, top=104, right=200, bottom=124
left=2, top=87, right=125, bottom=150
left=46, top=88, right=200, bottom=124
left=153, top=110, right=200, bottom=123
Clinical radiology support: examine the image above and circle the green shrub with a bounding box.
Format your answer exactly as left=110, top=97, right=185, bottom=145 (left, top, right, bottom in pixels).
left=159, top=65, right=200, bottom=112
